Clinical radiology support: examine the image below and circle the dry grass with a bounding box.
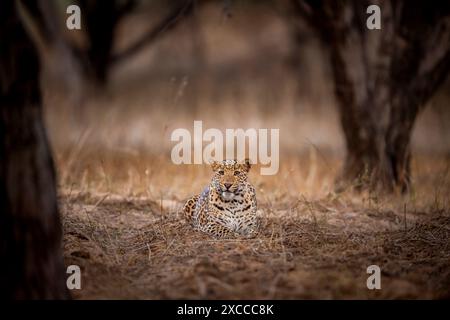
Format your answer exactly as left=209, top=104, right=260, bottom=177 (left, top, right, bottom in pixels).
left=59, top=152, right=450, bottom=299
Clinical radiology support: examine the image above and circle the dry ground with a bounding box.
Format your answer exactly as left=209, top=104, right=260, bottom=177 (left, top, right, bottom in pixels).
left=59, top=152, right=450, bottom=299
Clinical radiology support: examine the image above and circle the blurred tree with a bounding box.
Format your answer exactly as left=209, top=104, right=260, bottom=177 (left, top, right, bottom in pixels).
left=0, top=1, right=69, bottom=299
left=65, top=0, right=195, bottom=86
left=290, top=0, right=450, bottom=192
left=27, top=0, right=137, bottom=87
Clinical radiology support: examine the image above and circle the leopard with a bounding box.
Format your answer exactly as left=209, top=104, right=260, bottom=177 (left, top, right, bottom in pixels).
left=183, top=159, right=259, bottom=239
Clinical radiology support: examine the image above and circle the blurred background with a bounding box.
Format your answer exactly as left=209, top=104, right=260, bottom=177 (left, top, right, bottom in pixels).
left=39, top=0, right=449, bottom=200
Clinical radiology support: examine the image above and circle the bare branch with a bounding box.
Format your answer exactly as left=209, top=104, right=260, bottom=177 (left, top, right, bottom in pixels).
left=111, top=0, right=197, bottom=65
left=116, top=0, right=137, bottom=20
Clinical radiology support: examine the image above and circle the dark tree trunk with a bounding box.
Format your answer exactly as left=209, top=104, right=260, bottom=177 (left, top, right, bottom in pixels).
left=290, top=0, right=450, bottom=193
left=77, top=0, right=135, bottom=86
left=0, top=1, right=69, bottom=299
left=79, top=0, right=119, bottom=85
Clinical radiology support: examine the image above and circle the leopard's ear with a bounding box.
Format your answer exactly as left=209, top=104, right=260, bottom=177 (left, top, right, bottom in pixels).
left=210, top=160, right=220, bottom=172
left=243, top=158, right=252, bottom=172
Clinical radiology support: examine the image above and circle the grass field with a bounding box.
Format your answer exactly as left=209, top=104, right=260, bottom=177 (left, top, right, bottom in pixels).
left=58, top=151, right=450, bottom=299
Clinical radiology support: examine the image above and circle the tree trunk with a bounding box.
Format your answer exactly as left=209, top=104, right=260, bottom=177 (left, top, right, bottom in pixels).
left=78, top=0, right=118, bottom=85
left=77, top=0, right=136, bottom=86
left=290, top=0, right=450, bottom=193
left=0, top=1, right=69, bottom=299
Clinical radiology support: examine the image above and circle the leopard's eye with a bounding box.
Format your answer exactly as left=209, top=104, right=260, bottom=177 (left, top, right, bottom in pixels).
left=218, top=170, right=224, bottom=175
left=234, top=171, right=240, bottom=176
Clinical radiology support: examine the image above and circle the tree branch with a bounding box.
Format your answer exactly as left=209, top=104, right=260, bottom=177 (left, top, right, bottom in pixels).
left=111, top=0, right=197, bottom=65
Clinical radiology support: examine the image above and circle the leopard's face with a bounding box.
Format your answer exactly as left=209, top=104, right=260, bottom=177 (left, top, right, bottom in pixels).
left=210, top=159, right=251, bottom=201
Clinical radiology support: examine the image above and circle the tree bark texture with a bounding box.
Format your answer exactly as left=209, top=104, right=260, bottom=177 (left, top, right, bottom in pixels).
left=0, top=0, right=69, bottom=299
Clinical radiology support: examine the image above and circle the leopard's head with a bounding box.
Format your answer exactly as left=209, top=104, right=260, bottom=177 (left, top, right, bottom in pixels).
left=210, top=159, right=251, bottom=201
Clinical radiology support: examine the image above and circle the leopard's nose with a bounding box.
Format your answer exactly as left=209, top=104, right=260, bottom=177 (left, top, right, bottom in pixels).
left=224, top=183, right=232, bottom=190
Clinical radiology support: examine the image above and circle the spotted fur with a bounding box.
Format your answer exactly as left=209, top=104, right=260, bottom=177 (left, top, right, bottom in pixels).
left=183, top=159, right=259, bottom=238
